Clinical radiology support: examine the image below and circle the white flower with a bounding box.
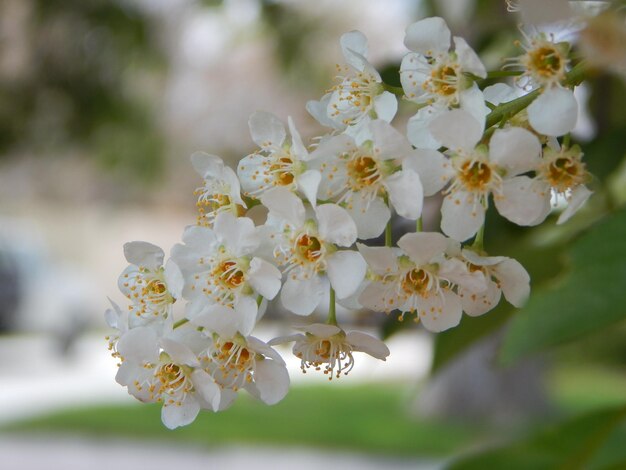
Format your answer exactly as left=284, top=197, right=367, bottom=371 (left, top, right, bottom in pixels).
left=191, top=152, right=246, bottom=227
left=307, top=30, right=397, bottom=144
left=199, top=328, right=290, bottom=407
left=171, top=212, right=281, bottom=326
left=528, top=143, right=592, bottom=225
left=237, top=112, right=321, bottom=205
left=400, top=17, right=488, bottom=149
left=506, top=31, right=578, bottom=136
left=115, top=326, right=221, bottom=429
left=271, top=323, right=389, bottom=380
left=261, top=187, right=366, bottom=316
left=104, top=299, right=128, bottom=361
left=407, top=109, right=545, bottom=241
left=118, top=242, right=183, bottom=326
left=358, top=232, right=486, bottom=332
left=457, top=249, right=530, bottom=316
left=310, top=120, right=423, bottom=239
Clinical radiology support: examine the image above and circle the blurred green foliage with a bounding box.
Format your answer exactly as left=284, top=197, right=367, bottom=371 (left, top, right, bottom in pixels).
left=0, top=0, right=165, bottom=180
left=3, top=385, right=484, bottom=457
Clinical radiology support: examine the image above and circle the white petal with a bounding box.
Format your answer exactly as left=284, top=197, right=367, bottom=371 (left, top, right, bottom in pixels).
left=453, top=36, right=486, bottom=78
left=261, top=187, right=305, bottom=228
left=357, top=243, right=398, bottom=276
left=384, top=169, right=423, bottom=220
left=429, top=109, right=482, bottom=152
left=248, top=257, right=282, bottom=300
left=439, top=257, right=487, bottom=293
left=345, top=114, right=374, bottom=145
left=249, top=111, right=286, bottom=149
left=301, top=323, right=342, bottom=337
left=441, top=191, right=485, bottom=241
left=309, top=133, right=356, bottom=161
left=180, top=224, right=217, bottom=251
left=316, top=203, right=357, bottom=247
left=161, top=399, right=200, bottom=429
left=123, top=241, right=164, bottom=270
left=557, top=185, right=592, bottom=224
left=190, top=152, right=224, bottom=179
left=373, top=92, right=398, bottom=123
left=489, top=127, right=541, bottom=176
left=459, top=84, right=489, bottom=130
left=288, top=116, right=308, bottom=160
left=192, top=300, right=257, bottom=337
left=403, top=149, right=453, bottom=196
left=164, top=260, right=184, bottom=300
left=191, top=369, right=221, bottom=411
left=483, top=83, right=518, bottom=106
left=346, top=331, right=389, bottom=360
left=406, top=105, right=445, bottom=150
left=400, top=53, right=430, bottom=101
left=404, top=17, right=451, bottom=55
left=528, top=87, right=578, bottom=137
left=160, top=337, right=199, bottom=367
left=248, top=336, right=285, bottom=364
left=104, top=299, right=126, bottom=330
left=117, top=327, right=159, bottom=364
left=340, top=30, right=369, bottom=71
left=306, top=94, right=340, bottom=129
left=370, top=120, right=412, bottom=160
left=297, top=169, right=321, bottom=207
left=398, top=232, right=449, bottom=265
left=460, top=279, right=502, bottom=317
left=419, top=290, right=462, bottom=332
left=461, top=249, right=506, bottom=267
left=347, top=196, right=390, bottom=240
left=359, top=280, right=399, bottom=312
left=250, top=360, right=290, bottom=405
left=213, top=213, right=259, bottom=256
left=492, top=258, right=530, bottom=308
left=494, top=176, right=551, bottom=226
left=326, top=250, right=366, bottom=299
left=281, top=276, right=326, bottom=316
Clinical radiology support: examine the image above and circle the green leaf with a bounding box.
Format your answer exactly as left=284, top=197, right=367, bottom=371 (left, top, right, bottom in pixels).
left=448, top=406, right=626, bottom=470
left=500, top=209, right=626, bottom=364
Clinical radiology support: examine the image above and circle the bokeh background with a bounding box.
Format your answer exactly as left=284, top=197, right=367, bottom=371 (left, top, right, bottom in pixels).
left=1, top=0, right=626, bottom=469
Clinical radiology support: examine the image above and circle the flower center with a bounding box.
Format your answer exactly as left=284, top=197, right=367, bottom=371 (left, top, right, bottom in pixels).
left=295, top=234, right=323, bottom=263
left=155, top=363, right=188, bottom=394
left=269, top=156, right=295, bottom=186
left=520, top=39, right=568, bottom=87
left=214, top=260, right=246, bottom=289
left=206, top=339, right=255, bottom=390
left=346, top=155, right=381, bottom=190
left=541, top=152, right=587, bottom=193
left=430, top=63, right=459, bottom=97
left=295, top=336, right=355, bottom=380
left=458, top=160, right=493, bottom=191
left=401, top=268, right=430, bottom=296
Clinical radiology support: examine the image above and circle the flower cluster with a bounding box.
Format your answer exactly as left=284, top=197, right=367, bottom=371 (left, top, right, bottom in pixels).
left=106, top=11, right=595, bottom=428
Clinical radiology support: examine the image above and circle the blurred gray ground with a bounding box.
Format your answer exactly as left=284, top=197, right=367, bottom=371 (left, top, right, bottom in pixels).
left=0, top=436, right=442, bottom=470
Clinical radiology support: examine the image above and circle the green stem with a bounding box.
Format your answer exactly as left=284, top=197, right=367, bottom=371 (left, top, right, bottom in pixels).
left=484, top=61, right=587, bottom=129
left=385, top=221, right=393, bottom=247
left=327, top=288, right=337, bottom=326
left=416, top=216, right=423, bottom=232
left=485, top=70, right=523, bottom=79
left=173, top=318, right=189, bottom=329
left=472, top=224, right=485, bottom=251
left=382, top=83, right=404, bottom=97
left=563, top=133, right=571, bottom=148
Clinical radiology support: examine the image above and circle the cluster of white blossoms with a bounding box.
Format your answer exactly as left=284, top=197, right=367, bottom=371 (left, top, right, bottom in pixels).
left=106, top=11, right=597, bottom=428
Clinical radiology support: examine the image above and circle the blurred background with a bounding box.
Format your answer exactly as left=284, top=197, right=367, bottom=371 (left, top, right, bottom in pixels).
left=1, top=0, right=626, bottom=469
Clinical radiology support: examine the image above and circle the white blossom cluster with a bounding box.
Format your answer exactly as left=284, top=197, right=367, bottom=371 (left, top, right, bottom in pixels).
left=106, top=13, right=594, bottom=428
